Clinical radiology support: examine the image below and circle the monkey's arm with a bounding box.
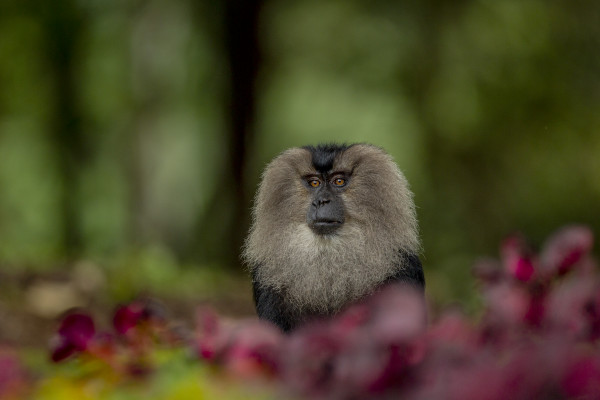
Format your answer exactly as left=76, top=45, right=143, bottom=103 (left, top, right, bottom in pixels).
left=386, top=251, right=425, bottom=290
left=252, top=274, right=298, bottom=332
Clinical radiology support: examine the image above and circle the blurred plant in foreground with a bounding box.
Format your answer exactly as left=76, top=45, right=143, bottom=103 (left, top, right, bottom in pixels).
left=2, top=226, right=598, bottom=399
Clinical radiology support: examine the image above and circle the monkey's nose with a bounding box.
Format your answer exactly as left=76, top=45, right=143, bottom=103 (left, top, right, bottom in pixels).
left=312, top=198, right=331, bottom=208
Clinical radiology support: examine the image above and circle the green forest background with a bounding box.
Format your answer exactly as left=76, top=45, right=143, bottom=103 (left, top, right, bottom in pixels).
left=1, top=0, right=599, bottom=344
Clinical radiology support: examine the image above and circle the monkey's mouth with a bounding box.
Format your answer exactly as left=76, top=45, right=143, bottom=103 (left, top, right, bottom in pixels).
left=310, top=219, right=343, bottom=235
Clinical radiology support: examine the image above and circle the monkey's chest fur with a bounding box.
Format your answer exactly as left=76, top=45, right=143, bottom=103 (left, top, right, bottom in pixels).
left=249, top=224, right=423, bottom=332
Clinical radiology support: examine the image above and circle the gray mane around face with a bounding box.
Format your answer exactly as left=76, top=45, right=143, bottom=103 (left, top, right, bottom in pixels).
left=244, top=144, right=420, bottom=313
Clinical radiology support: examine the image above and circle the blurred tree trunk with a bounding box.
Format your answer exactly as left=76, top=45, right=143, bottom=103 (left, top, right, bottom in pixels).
left=126, top=2, right=161, bottom=250
left=191, top=0, right=263, bottom=268
left=42, top=1, right=87, bottom=259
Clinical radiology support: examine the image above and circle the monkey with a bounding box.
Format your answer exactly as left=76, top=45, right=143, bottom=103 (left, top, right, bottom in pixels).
left=243, top=143, right=424, bottom=332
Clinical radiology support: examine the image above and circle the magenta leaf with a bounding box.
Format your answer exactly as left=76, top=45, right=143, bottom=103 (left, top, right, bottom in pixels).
left=472, top=258, right=504, bottom=285
left=546, top=274, right=598, bottom=338
left=113, top=303, right=144, bottom=335
left=483, top=282, right=530, bottom=325
left=364, top=285, right=427, bottom=344
left=224, top=321, right=283, bottom=377
left=57, top=313, right=95, bottom=351
left=523, top=285, right=546, bottom=327
left=0, top=349, right=28, bottom=397
left=501, top=235, right=536, bottom=282
left=283, top=323, right=345, bottom=397
left=51, top=312, right=95, bottom=362
left=195, top=308, right=228, bottom=361
left=562, top=356, right=600, bottom=398
left=426, top=311, right=479, bottom=354
left=540, top=225, right=594, bottom=277
left=50, top=341, right=76, bottom=363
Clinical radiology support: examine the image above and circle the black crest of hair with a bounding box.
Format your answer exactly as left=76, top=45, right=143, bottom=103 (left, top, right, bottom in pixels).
left=302, top=143, right=353, bottom=173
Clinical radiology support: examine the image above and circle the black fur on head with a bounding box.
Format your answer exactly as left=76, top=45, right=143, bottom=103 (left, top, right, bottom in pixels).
left=302, top=143, right=353, bottom=173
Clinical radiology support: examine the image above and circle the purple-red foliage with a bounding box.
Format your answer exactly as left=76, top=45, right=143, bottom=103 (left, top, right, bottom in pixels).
left=113, top=303, right=145, bottom=335
left=540, top=226, right=594, bottom=277
left=50, top=225, right=600, bottom=399
left=50, top=299, right=179, bottom=378
left=195, top=308, right=283, bottom=379
left=51, top=313, right=95, bottom=362
left=0, top=348, right=28, bottom=398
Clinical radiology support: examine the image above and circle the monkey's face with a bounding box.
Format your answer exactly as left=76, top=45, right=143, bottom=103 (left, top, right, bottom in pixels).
left=249, top=144, right=419, bottom=245
left=304, top=172, right=347, bottom=235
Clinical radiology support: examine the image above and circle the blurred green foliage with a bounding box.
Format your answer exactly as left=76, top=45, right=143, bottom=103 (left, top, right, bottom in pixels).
left=33, top=349, right=274, bottom=399
left=0, top=0, right=599, bottom=308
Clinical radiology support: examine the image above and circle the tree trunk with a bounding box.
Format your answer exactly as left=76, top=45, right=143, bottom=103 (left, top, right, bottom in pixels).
left=44, top=1, right=87, bottom=259
left=191, top=0, right=263, bottom=268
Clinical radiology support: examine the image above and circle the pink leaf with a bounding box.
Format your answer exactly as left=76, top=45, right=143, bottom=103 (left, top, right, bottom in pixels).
left=51, top=312, right=95, bottom=362
left=540, top=226, right=594, bottom=277
left=562, top=356, right=600, bottom=398
left=113, top=303, right=144, bottom=335
left=501, top=235, right=536, bottom=282
left=57, top=313, right=95, bottom=351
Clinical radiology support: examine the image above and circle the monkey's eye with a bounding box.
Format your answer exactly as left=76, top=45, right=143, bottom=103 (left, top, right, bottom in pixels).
left=309, top=179, right=321, bottom=188
left=333, top=177, right=346, bottom=187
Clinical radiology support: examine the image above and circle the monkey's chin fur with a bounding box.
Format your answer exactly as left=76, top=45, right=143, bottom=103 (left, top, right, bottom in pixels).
left=246, top=222, right=408, bottom=314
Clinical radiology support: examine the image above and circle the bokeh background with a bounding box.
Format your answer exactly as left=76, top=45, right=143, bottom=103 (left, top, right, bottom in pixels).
left=1, top=0, right=599, bottom=345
